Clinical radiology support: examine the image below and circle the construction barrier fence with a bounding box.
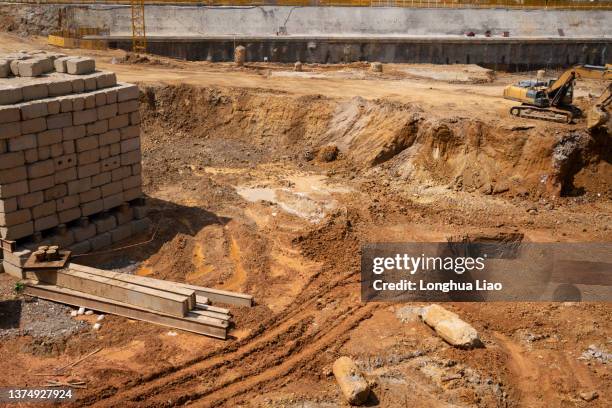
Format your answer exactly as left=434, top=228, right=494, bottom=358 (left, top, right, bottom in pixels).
left=48, top=27, right=109, bottom=50
left=2, top=0, right=612, bottom=11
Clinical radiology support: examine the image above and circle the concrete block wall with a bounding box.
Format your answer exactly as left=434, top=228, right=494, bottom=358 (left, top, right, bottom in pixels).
left=0, top=51, right=147, bottom=269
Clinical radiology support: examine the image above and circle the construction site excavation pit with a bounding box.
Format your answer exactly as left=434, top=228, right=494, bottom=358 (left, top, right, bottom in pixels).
left=0, top=31, right=610, bottom=408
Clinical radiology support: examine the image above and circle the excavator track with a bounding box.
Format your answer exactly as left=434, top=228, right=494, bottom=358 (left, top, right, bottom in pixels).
left=509, top=105, right=573, bottom=124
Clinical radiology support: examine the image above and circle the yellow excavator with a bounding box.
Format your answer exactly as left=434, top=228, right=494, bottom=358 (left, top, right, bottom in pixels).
left=503, top=64, right=611, bottom=128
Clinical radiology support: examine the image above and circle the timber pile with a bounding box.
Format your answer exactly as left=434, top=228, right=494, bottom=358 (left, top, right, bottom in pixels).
left=23, top=263, right=253, bottom=339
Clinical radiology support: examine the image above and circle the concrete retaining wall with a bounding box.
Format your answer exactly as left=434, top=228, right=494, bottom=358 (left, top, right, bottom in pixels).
left=74, top=6, right=612, bottom=38
left=105, top=37, right=610, bottom=69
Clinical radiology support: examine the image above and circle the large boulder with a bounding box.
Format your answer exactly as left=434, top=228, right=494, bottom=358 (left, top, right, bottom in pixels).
left=421, top=304, right=481, bottom=348
left=332, top=356, right=370, bottom=405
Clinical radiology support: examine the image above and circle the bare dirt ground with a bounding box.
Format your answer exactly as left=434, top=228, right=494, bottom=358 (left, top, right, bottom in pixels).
left=0, top=33, right=611, bottom=407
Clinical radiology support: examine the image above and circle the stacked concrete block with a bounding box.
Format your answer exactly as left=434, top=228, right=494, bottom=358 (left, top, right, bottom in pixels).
left=0, top=50, right=94, bottom=80
left=1, top=58, right=147, bottom=274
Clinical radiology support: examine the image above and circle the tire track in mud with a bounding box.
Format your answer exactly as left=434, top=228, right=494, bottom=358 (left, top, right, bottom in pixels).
left=76, top=208, right=363, bottom=407
left=78, top=267, right=363, bottom=407
left=190, top=304, right=376, bottom=408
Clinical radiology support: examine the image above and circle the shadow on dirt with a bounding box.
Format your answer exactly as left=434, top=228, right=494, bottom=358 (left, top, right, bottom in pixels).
left=0, top=299, right=21, bottom=329
left=74, top=196, right=231, bottom=270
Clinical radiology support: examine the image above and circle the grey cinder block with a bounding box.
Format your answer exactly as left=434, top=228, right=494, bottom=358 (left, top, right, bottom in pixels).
left=103, top=192, right=123, bottom=210
left=28, top=175, right=54, bottom=193
left=20, top=101, right=48, bottom=120
left=47, top=100, right=60, bottom=115
left=73, top=108, right=98, bottom=126
left=68, top=239, right=91, bottom=255
left=81, top=199, right=103, bottom=217
left=108, top=114, right=129, bottom=129
left=86, top=119, right=108, bottom=136
left=0, top=106, right=20, bottom=124
left=0, top=209, right=31, bottom=227
left=0, top=151, right=25, bottom=170
left=37, top=129, right=62, bottom=146
left=0, top=180, right=29, bottom=198
left=97, top=72, right=117, bottom=89
left=0, top=166, right=27, bottom=184
left=8, top=134, right=37, bottom=151
left=93, top=214, right=117, bottom=233
left=0, top=121, right=22, bottom=139
left=84, top=94, right=96, bottom=109
left=78, top=148, right=101, bottom=165
left=32, top=200, right=56, bottom=218
left=79, top=187, right=101, bottom=203
left=72, top=78, right=85, bottom=93
left=18, top=191, right=44, bottom=209
left=21, top=117, right=46, bottom=134
left=17, top=59, right=46, bottom=77
left=117, top=84, right=139, bottom=102
left=58, top=207, right=82, bottom=224
left=53, top=153, right=77, bottom=171
left=77, top=162, right=101, bottom=179
left=95, top=92, right=106, bottom=107
left=120, top=150, right=141, bottom=166
left=67, top=177, right=91, bottom=195
left=43, top=184, right=67, bottom=201
left=66, top=57, right=96, bottom=75
left=35, top=214, right=60, bottom=232
left=27, top=159, right=54, bottom=178
left=56, top=194, right=80, bottom=211
left=53, top=56, right=72, bottom=73
left=0, top=87, right=23, bottom=106
left=110, top=222, right=132, bottom=243
left=111, top=166, right=131, bottom=182
left=48, top=80, right=73, bottom=97
left=46, top=112, right=72, bottom=129
left=54, top=166, right=77, bottom=185
left=131, top=218, right=152, bottom=235
left=62, top=124, right=86, bottom=141
left=76, top=135, right=99, bottom=152
left=123, top=187, right=141, bottom=202
left=20, top=102, right=49, bottom=122
left=117, top=100, right=139, bottom=115
left=100, top=156, right=120, bottom=172
left=91, top=171, right=111, bottom=187
left=98, top=103, right=117, bottom=120
left=90, top=231, right=111, bottom=250
left=24, top=148, right=38, bottom=163
left=0, top=196, right=17, bottom=213
left=99, top=129, right=120, bottom=146
left=50, top=142, right=63, bottom=158
left=122, top=175, right=142, bottom=190
left=0, top=221, right=33, bottom=240
left=22, top=84, right=49, bottom=101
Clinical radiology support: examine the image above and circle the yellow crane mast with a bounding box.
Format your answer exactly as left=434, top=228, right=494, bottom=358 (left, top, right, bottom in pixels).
left=131, top=0, right=146, bottom=54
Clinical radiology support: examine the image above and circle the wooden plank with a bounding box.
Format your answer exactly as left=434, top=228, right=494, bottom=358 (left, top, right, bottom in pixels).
left=69, top=263, right=253, bottom=307
left=68, top=263, right=198, bottom=310
left=191, top=309, right=232, bottom=321
left=196, top=303, right=231, bottom=315
left=29, top=268, right=190, bottom=318
left=24, top=283, right=227, bottom=339
left=176, top=284, right=253, bottom=307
